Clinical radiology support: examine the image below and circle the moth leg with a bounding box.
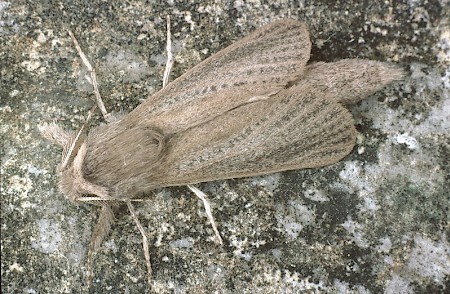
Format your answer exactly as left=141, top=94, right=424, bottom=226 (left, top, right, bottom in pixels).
left=162, top=15, right=174, bottom=88
left=159, top=19, right=225, bottom=245
left=86, top=205, right=115, bottom=287
left=188, top=185, right=223, bottom=245
left=67, top=30, right=112, bottom=122
left=162, top=17, right=224, bottom=245
left=126, top=201, right=152, bottom=286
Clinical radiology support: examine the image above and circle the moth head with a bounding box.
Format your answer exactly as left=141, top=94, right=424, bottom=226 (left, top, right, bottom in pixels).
left=39, top=123, right=109, bottom=203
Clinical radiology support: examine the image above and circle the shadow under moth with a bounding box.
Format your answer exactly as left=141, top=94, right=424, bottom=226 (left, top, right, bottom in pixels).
left=39, top=19, right=404, bottom=286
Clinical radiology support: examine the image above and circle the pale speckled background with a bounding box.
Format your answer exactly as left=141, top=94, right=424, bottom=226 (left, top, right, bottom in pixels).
left=1, top=1, right=449, bottom=293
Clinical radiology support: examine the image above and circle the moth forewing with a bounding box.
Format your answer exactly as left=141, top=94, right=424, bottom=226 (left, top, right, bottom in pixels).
left=130, top=19, right=311, bottom=134
left=153, top=85, right=357, bottom=188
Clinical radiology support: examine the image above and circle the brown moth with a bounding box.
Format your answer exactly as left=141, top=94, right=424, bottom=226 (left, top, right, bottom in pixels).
left=39, top=19, right=404, bottom=285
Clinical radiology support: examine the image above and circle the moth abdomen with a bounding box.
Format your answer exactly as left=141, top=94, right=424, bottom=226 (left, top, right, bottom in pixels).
left=302, top=59, right=405, bottom=105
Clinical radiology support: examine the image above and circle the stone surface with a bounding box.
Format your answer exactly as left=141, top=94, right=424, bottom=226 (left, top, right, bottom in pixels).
left=1, top=1, right=449, bottom=293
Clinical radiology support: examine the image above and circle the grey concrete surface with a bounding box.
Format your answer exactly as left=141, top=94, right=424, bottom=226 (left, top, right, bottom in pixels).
left=1, top=1, right=449, bottom=293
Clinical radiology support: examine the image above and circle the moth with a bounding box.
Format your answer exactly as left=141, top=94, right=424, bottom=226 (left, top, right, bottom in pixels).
left=39, top=19, right=404, bottom=285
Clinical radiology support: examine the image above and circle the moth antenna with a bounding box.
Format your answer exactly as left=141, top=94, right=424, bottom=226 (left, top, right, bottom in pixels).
left=127, top=201, right=152, bottom=287
left=162, top=15, right=174, bottom=88
left=67, top=30, right=111, bottom=122
left=60, top=105, right=96, bottom=171
left=188, top=185, right=223, bottom=245
left=38, top=123, right=85, bottom=172
left=86, top=205, right=115, bottom=286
